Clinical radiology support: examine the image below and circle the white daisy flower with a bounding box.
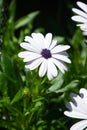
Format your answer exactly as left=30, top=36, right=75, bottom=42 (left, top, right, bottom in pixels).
left=71, top=1, right=87, bottom=35
left=18, top=33, right=71, bottom=80
left=64, top=88, right=87, bottom=130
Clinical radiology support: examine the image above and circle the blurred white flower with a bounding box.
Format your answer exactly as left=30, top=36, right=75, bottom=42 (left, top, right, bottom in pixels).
left=18, top=33, right=71, bottom=80
left=71, top=1, right=87, bottom=35
left=64, top=88, right=87, bottom=130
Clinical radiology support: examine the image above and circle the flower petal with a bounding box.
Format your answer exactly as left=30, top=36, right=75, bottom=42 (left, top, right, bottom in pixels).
left=71, top=16, right=87, bottom=23
left=24, top=36, right=33, bottom=43
left=47, top=58, right=57, bottom=80
left=47, top=69, right=53, bottom=80
left=31, top=33, right=44, bottom=41
left=25, top=57, right=44, bottom=70
left=52, top=54, right=71, bottom=63
left=18, top=51, right=30, bottom=58
left=72, top=8, right=87, bottom=18
left=23, top=52, right=41, bottom=62
left=83, top=31, right=87, bottom=35
left=39, top=59, right=47, bottom=77
left=31, top=33, right=45, bottom=49
left=51, top=45, right=70, bottom=53
left=77, top=23, right=87, bottom=31
left=70, top=120, right=87, bottom=130
left=49, top=40, right=57, bottom=50
left=51, top=58, right=67, bottom=73
left=70, top=93, right=87, bottom=115
left=44, top=33, right=52, bottom=49
left=80, top=24, right=87, bottom=31
left=77, top=24, right=87, bottom=35
left=77, top=1, right=87, bottom=13
left=80, top=88, right=87, bottom=104
left=64, top=110, right=87, bottom=119
left=64, top=101, right=87, bottom=119
left=25, top=34, right=44, bottom=52
left=20, top=42, right=40, bottom=53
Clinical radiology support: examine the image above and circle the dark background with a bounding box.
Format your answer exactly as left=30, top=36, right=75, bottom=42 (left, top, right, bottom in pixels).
left=16, top=0, right=77, bottom=37
left=3, top=0, right=87, bottom=37
left=4, top=0, right=82, bottom=37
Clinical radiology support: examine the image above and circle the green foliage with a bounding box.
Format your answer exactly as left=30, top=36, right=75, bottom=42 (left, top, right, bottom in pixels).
left=0, top=0, right=87, bottom=130
left=15, top=11, right=39, bottom=30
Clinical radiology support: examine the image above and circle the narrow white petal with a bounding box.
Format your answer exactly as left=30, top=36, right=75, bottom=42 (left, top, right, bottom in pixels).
left=51, top=58, right=67, bottom=73
left=83, top=31, right=87, bottom=35
left=72, top=8, right=87, bottom=18
left=31, top=33, right=44, bottom=41
left=18, top=51, right=30, bottom=58
left=51, top=45, right=70, bottom=53
left=77, top=24, right=87, bottom=33
left=31, top=33, right=45, bottom=49
left=52, top=54, right=71, bottom=63
left=25, top=35, right=43, bottom=52
left=39, top=59, right=47, bottom=77
left=81, top=27, right=87, bottom=31
left=25, top=57, right=44, bottom=70
left=64, top=109, right=87, bottom=119
left=77, top=1, right=87, bottom=13
left=70, top=120, right=87, bottom=130
left=64, top=92, right=87, bottom=119
left=64, top=101, right=84, bottom=119
left=47, top=69, right=53, bottom=80
left=80, top=88, right=87, bottom=104
left=20, top=42, right=40, bottom=53
left=77, top=24, right=87, bottom=35
left=47, top=58, right=57, bottom=80
left=24, top=36, right=33, bottom=43
left=44, top=33, right=52, bottom=48
left=71, top=16, right=87, bottom=23
left=24, top=53, right=41, bottom=62
left=20, top=42, right=30, bottom=50
left=48, top=59, right=57, bottom=77
left=80, top=25, right=87, bottom=31
left=70, top=93, right=87, bottom=114
left=80, top=88, right=87, bottom=97
left=77, top=23, right=85, bottom=27
left=49, top=40, right=57, bottom=50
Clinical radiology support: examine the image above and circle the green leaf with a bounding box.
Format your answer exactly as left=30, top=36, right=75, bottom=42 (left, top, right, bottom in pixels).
left=0, top=97, right=10, bottom=104
left=0, top=0, right=3, bottom=15
left=33, top=96, right=45, bottom=102
left=54, top=36, right=65, bottom=44
left=71, top=29, right=84, bottom=47
left=47, top=72, right=64, bottom=93
left=8, top=0, right=16, bottom=22
left=56, top=80, right=79, bottom=93
left=1, top=54, right=16, bottom=82
left=15, top=11, right=40, bottom=29
left=11, top=88, right=23, bottom=104
left=0, top=71, right=7, bottom=95
left=81, top=42, right=87, bottom=66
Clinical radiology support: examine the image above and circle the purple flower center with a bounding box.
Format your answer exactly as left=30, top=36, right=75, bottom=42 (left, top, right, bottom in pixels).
left=41, top=49, right=52, bottom=59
